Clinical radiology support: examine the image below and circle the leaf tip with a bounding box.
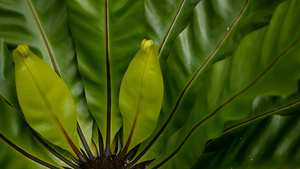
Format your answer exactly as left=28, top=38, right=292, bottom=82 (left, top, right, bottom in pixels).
left=141, top=39, right=158, bottom=54
left=15, top=44, right=30, bottom=58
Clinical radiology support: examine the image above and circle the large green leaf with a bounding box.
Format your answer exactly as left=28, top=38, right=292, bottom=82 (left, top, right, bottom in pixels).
left=146, top=0, right=300, bottom=168
left=0, top=39, right=76, bottom=169
left=1, top=0, right=299, bottom=168
left=195, top=113, right=300, bottom=169
left=196, top=85, right=300, bottom=168
left=0, top=0, right=93, bottom=146
left=0, top=40, right=67, bottom=169
left=0, top=40, right=82, bottom=169
left=63, top=0, right=145, bottom=155
left=204, top=88, right=300, bottom=154
left=134, top=0, right=286, bottom=165
left=13, top=45, right=80, bottom=155
left=223, top=88, right=300, bottom=133
left=119, top=40, right=164, bottom=154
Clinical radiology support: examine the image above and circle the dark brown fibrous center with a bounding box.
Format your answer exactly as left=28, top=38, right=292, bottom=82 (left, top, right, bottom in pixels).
left=79, top=157, right=127, bottom=169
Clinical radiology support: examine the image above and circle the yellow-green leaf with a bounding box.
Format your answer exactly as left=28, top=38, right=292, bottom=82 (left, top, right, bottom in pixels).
left=119, top=39, right=164, bottom=154
left=13, top=44, right=80, bottom=155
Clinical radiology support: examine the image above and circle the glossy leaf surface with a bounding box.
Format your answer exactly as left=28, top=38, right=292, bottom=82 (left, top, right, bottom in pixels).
left=195, top=114, right=300, bottom=169
left=1, top=39, right=75, bottom=169
left=145, top=0, right=202, bottom=66
left=147, top=0, right=300, bottom=168
left=204, top=87, right=300, bottom=154
left=0, top=0, right=299, bottom=168
left=64, top=0, right=145, bottom=150
left=119, top=39, right=163, bottom=153
left=136, top=0, right=286, bottom=164
left=0, top=0, right=93, bottom=146
left=13, top=45, right=79, bottom=154
left=196, top=83, right=300, bottom=168
left=1, top=40, right=62, bottom=169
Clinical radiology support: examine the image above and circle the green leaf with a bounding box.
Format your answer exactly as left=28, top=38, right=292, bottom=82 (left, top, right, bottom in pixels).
left=1, top=39, right=62, bottom=169
left=0, top=97, right=62, bottom=168
left=13, top=45, right=80, bottom=155
left=135, top=0, right=286, bottom=164
left=223, top=90, right=300, bottom=134
left=0, top=139, right=46, bottom=169
left=119, top=39, right=164, bottom=154
left=0, top=25, right=82, bottom=168
left=145, top=0, right=202, bottom=66
left=1, top=0, right=300, bottom=168
left=0, top=0, right=93, bottom=146
left=195, top=113, right=300, bottom=169
left=204, top=90, right=300, bottom=154
left=148, top=1, right=300, bottom=168
left=64, top=0, right=145, bottom=154
left=197, top=85, right=300, bottom=168
left=0, top=39, right=20, bottom=110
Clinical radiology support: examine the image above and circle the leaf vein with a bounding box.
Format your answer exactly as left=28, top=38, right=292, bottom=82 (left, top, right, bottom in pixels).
left=26, top=0, right=60, bottom=76
left=159, top=0, right=186, bottom=57
left=130, top=0, right=250, bottom=165
left=153, top=36, right=300, bottom=168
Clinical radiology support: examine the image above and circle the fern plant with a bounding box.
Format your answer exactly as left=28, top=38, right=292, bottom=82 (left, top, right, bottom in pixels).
left=0, top=0, right=300, bottom=168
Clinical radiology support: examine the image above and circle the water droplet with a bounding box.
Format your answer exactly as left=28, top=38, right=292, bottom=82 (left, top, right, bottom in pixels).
left=251, top=158, right=253, bottom=161
left=275, top=108, right=277, bottom=110
left=227, top=27, right=230, bottom=31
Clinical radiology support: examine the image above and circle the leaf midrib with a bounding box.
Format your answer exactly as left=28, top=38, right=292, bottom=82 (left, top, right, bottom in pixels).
left=130, top=0, right=250, bottom=165
left=158, top=0, right=186, bottom=57
left=104, top=0, right=112, bottom=157
left=153, top=36, right=300, bottom=168
left=21, top=56, right=83, bottom=160
left=0, top=133, right=60, bottom=169
left=0, top=95, right=14, bottom=108
left=205, top=99, right=300, bottom=148
left=26, top=0, right=60, bottom=77
left=122, top=49, right=152, bottom=155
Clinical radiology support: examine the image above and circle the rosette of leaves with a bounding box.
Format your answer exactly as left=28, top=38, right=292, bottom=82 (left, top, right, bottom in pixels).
left=1, top=0, right=300, bottom=169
